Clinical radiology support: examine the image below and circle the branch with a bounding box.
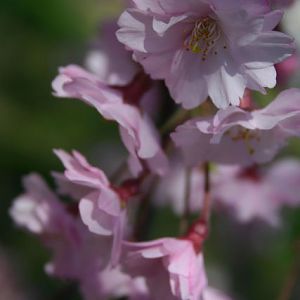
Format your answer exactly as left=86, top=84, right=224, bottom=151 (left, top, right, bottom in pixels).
left=200, top=162, right=211, bottom=224
left=180, top=168, right=192, bottom=234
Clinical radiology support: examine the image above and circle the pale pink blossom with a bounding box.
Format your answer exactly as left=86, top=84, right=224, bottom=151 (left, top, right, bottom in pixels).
left=10, top=174, right=68, bottom=235
left=155, top=157, right=300, bottom=225
left=10, top=173, right=149, bottom=300
left=85, top=21, right=139, bottom=86
left=172, top=89, right=300, bottom=166
left=213, top=159, right=300, bottom=225
left=213, top=166, right=281, bottom=225
left=121, top=238, right=207, bottom=300
left=85, top=21, right=163, bottom=119
left=117, top=0, right=294, bottom=109
left=9, top=173, right=109, bottom=278
left=202, top=287, right=233, bottom=300
left=263, top=159, right=300, bottom=207
left=52, top=171, right=92, bottom=201
left=54, top=149, right=128, bottom=266
left=52, top=65, right=168, bottom=176
left=81, top=267, right=150, bottom=300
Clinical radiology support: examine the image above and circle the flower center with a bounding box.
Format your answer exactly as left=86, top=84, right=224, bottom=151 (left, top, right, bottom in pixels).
left=184, top=17, right=223, bottom=61
left=226, top=128, right=261, bottom=155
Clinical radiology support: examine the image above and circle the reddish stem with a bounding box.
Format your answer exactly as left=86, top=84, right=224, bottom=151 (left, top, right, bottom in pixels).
left=201, top=162, right=211, bottom=224
left=133, top=177, right=158, bottom=241
left=183, top=162, right=212, bottom=252
left=180, top=168, right=192, bottom=234
left=112, top=171, right=149, bottom=204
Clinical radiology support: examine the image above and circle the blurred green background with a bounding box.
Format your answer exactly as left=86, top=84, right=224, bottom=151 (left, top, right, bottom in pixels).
left=1, top=1, right=300, bottom=300
left=0, top=1, right=124, bottom=299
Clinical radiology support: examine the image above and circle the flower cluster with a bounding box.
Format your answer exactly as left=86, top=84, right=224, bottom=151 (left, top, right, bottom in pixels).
left=10, top=0, right=300, bottom=299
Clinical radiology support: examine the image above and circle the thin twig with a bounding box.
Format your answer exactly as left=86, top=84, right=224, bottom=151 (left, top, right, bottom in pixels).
left=133, top=177, right=159, bottom=241
left=201, top=162, right=211, bottom=224
left=180, top=168, right=192, bottom=234
left=159, top=108, right=191, bottom=135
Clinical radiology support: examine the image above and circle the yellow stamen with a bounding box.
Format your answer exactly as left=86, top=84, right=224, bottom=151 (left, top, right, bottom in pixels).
left=184, top=17, right=222, bottom=61
left=226, top=128, right=260, bottom=155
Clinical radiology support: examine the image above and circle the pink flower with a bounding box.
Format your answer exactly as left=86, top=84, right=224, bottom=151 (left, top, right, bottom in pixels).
left=54, top=149, right=128, bottom=266
left=120, top=238, right=207, bottom=300
left=172, top=89, right=300, bottom=166
left=10, top=174, right=68, bottom=235
left=9, top=173, right=109, bottom=278
left=263, top=159, right=300, bottom=207
left=9, top=173, right=150, bottom=300
left=202, top=287, right=233, bottom=300
left=81, top=267, right=150, bottom=300
left=85, top=20, right=163, bottom=119
left=154, top=156, right=300, bottom=226
left=117, top=0, right=294, bottom=109
left=213, top=160, right=300, bottom=225
left=85, top=21, right=139, bottom=86
left=52, top=65, right=168, bottom=176
left=52, top=171, right=93, bottom=201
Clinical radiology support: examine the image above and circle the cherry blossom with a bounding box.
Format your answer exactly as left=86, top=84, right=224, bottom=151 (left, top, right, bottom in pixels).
left=117, top=0, right=294, bottom=109
left=202, top=287, right=233, bottom=300
left=54, top=149, right=131, bottom=266
left=85, top=20, right=163, bottom=119
left=172, top=89, right=300, bottom=166
left=9, top=173, right=110, bottom=277
left=10, top=173, right=149, bottom=300
left=213, top=159, right=300, bottom=225
left=121, top=238, right=207, bottom=300
left=85, top=21, right=139, bottom=86
left=52, top=65, right=168, bottom=177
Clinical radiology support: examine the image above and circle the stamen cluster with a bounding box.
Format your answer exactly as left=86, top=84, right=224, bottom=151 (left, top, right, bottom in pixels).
left=185, top=17, right=222, bottom=61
